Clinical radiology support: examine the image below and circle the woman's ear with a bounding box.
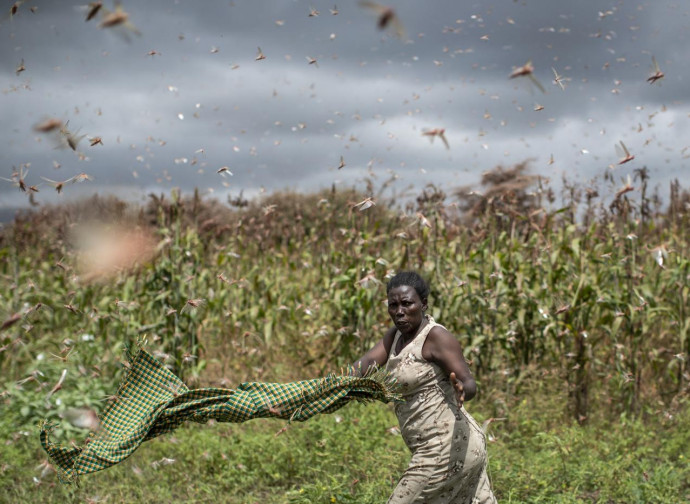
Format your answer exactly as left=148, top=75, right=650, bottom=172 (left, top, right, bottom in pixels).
left=422, top=298, right=428, bottom=312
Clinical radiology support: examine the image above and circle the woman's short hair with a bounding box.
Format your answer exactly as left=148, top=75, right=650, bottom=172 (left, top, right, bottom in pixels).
left=386, top=271, right=430, bottom=300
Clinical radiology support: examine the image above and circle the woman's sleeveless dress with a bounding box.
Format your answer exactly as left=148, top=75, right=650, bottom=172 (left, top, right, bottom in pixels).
left=385, top=316, right=497, bottom=504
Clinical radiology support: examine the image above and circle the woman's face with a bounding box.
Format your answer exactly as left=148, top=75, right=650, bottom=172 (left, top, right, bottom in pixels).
left=387, top=285, right=427, bottom=336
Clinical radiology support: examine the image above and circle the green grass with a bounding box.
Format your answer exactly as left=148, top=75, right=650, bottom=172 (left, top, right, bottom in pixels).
left=487, top=397, right=690, bottom=503
left=1, top=177, right=689, bottom=503
left=1, top=397, right=688, bottom=503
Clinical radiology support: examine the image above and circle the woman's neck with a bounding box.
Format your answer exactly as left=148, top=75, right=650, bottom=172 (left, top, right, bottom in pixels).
left=399, top=315, right=428, bottom=342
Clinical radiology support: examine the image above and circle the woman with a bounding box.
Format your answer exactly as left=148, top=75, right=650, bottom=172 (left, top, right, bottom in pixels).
left=352, top=271, right=497, bottom=503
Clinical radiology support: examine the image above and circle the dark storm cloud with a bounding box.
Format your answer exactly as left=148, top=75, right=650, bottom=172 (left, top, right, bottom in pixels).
left=1, top=0, right=689, bottom=215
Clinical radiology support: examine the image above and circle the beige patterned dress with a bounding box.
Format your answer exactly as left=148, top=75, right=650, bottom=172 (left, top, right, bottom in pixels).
left=385, top=316, right=497, bottom=504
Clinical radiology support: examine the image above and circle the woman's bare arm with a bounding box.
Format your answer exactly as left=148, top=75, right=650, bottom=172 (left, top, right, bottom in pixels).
left=423, top=326, right=477, bottom=403
left=350, top=326, right=396, bottom=376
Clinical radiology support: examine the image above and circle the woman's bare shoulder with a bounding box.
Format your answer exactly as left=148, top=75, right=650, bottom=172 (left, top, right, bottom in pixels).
left=424, top=324, right=461, bottom=355
left=428, top=323, right=454, bottom=340
left=382, top=325, right=397, bottom=348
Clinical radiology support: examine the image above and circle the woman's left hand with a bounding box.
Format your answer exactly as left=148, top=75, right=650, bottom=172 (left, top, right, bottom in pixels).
left=450, top=372, right=465, bottom=409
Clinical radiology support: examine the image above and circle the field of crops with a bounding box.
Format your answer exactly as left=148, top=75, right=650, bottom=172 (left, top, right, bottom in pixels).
left=1, top=168, right=689, bottom=503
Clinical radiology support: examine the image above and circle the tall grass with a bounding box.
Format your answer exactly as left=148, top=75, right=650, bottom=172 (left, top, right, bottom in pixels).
left=1, top=169, right=689, bottom=425
left=1, top=165, right=689, bottom=500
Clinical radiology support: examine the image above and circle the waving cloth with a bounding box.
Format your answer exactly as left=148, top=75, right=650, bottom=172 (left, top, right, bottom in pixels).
left=40, top=344, right=401, bottom=484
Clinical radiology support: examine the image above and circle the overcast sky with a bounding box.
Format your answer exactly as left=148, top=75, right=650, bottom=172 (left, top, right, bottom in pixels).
left=1, top=0, right=688, bottom=214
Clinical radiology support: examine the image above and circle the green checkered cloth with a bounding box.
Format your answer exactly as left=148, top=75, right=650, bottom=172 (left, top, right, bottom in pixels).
left=40, top=344, right=400, bottom=484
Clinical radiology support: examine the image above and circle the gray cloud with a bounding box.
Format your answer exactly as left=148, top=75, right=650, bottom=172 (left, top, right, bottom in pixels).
left=1, top=0, right=689, bottom=217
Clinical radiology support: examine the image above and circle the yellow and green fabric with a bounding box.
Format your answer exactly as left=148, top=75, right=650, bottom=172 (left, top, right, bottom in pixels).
left=40, top=344, right=400, bottom=484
